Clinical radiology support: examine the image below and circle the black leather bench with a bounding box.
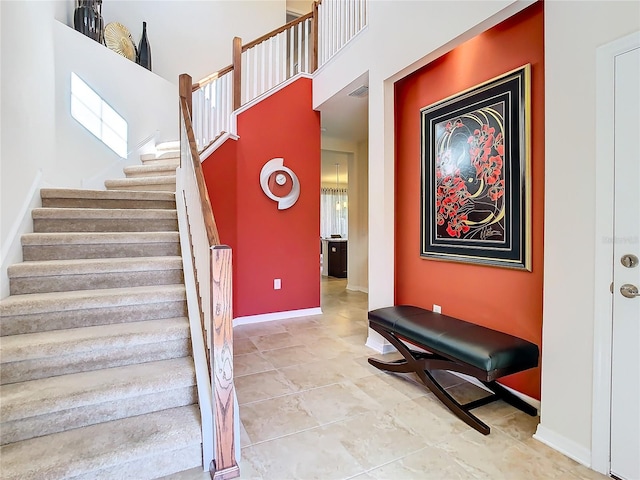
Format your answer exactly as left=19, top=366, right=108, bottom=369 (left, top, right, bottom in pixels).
left=368, top=305, right=539, bottom=435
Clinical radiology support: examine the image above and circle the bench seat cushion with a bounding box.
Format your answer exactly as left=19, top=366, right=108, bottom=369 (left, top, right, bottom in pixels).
left=368, top=305, right=538, bottom=374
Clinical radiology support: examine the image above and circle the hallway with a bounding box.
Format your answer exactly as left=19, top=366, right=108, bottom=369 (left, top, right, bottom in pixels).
left=173, top=278, right=606, bottom=479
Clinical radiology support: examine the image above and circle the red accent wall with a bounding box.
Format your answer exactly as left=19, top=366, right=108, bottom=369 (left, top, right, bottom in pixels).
left=203, top=77, right=321, bottom=318
left=202, top=139, right=237, bottom=252
left=394, top=2, right=544, bottom=399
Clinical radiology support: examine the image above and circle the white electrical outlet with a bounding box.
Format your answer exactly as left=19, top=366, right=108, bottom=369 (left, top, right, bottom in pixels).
left=274, top=278, right=281, bottom=290
left=433, top=304, right=441, bottom=314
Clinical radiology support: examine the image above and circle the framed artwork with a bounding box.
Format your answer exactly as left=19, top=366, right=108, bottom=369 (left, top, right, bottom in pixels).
left=420, top=65, right=531, bottom=270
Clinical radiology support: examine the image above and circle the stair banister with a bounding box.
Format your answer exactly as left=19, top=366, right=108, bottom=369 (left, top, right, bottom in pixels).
left=177, top=74, right=239, bottom=480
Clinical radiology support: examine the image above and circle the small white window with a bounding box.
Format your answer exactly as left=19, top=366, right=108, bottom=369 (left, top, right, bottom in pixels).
left=71, top=73, right=127, bottom=158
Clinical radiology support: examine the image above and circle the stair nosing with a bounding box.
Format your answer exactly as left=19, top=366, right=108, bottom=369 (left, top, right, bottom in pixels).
left=0, top=317, right=190, bottom=363
left=0, top=405, right=201, bottom=480
left=0, top=357, right=195, bottom=421
left=40, top=189, right=176, bottom=201
left=21, top=232, right=180, bottom=245
left=0, top=284, right=186, bottom=316
left=8, top=256, right=183, bottom=278
left=32, top=208, right=177, bottom=219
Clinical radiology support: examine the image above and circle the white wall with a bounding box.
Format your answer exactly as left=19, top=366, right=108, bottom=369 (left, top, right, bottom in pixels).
left=348, top=139, right=368, bottom=293
left=58, top=1, right=287, bottom=85
left=0, top=1, right=58, bottom=296
left=286, top=0, right=313, bottom=16
left=52, top=22, right=177, bottom=187
left=539, top=0, right=640, bottom=465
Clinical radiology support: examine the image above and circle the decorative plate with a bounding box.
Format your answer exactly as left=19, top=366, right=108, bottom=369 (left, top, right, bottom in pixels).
left=104, top=22, right=136, bottom=61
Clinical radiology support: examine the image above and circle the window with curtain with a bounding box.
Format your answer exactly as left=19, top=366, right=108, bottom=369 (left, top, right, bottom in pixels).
left=321, top=188, right=348, bottom=238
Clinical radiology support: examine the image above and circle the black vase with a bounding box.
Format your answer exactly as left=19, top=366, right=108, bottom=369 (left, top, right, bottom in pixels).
left=137, top=22, right=152, bottom=71
left=73, top=0, right=104, bottom=44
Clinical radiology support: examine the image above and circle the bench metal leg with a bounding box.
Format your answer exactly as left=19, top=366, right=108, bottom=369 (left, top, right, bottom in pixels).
left=368, top=323, right=536, bottom=435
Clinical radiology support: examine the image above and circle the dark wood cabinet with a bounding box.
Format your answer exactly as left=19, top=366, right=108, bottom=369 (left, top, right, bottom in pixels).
left=327, top=240, right=347, bottom=278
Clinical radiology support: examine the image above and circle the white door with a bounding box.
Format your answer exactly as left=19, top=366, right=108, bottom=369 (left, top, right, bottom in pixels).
left=610, top=44, right=640, bottom=480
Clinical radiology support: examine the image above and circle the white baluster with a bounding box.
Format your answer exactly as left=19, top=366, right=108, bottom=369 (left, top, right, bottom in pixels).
left=303, top=19, right=309, bottom=72
left=289, top=26, right=295, bottom=78
left=274, top=33, right=281, bottom=85
left=252, top=46, right=258, bottom=102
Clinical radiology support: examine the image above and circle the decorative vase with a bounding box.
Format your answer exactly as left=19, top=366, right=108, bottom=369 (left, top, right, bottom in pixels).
left=136, top=22, right=152, bottom=71
left=73, top=0, right=104, bottom=44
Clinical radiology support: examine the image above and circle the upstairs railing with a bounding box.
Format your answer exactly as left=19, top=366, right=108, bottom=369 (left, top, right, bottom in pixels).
left=191, top=0, right=368, bottom=151
left=178, top=75, right=238, bottom=480
left=317, top=0, right=368, bottom=66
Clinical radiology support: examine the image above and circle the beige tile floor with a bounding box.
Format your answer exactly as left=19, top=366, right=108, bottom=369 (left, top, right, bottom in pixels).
left=171, top=277, right=608, bottom=480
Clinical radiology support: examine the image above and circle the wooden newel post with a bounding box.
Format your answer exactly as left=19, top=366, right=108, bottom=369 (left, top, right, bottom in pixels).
left=232, top=37, right=242, bottom=111
left=179, top=73, right=193, bottom=119
left=209, top=245, right=239, bottom=480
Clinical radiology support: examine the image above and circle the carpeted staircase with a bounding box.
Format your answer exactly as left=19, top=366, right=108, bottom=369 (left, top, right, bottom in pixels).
left=0, top=148, right=205, bottom=479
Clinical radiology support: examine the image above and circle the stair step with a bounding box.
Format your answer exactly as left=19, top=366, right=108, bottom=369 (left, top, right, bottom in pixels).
left=32, top=207, right=178, bottom=233
left=124, top=164, right=178, bottom=178
left=140, top=155, right=180, bottom=167
left=140, top=152, right=180, bottom=161
left=0, top=405, right=202, bottom=480
left=21, top=232, right=181, bottom=261
left=0, top=317, right=190, bottom=385
left=105, top=176, right=176, bottom=192
left=0, top=284, right=187, bottom=337
left=8, top=256, right=184, bottom=295
left=156, top=140, right=180, bottom=151
left=0, top=356, right=196, bottom=444
left=40, top=188, right=176, bottom=209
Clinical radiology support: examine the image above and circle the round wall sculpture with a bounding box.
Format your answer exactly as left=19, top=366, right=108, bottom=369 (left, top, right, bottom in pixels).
left=259, top=158, right=300, bottom=210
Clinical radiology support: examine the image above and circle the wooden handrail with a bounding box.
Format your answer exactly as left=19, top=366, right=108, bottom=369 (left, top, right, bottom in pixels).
left=179, top=74, right=220, bottom=246
left=241, top=11, right=314, bottom=52
left=193, top=64, right=233, bottom=92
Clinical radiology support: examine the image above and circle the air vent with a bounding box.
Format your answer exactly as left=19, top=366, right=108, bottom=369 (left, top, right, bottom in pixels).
left=348, top=85, right=369, bottom=98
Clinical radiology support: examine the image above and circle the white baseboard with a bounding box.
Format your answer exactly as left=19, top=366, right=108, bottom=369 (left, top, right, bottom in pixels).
left=346, top=284, right=368, bottom=294
left=1, top=170, right=43, bottom=299
left=365, top=333, right=397, bottom=354
left=233, top=307, right=322, bottom=327
left=447, top=371, right=541, bottom=412
left=533, top=424, right=592, bottom=468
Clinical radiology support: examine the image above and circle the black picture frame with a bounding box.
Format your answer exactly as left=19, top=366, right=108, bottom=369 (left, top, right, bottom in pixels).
left=420, top=65, right=531, bottom=270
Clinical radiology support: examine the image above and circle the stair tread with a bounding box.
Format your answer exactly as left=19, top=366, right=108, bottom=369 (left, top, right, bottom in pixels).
left=0, top=405, right=201, bottom=480
left=0, top=317, right=190, bottom=363
left=105, top=176, right=176, bottom=186
left=8, top=256, right=183, bottom=278
left=0, top=284, right=186, bottom=316
left=32, top=207, right=177, bottom=219
left=156, top=141, right=180, bottom=151
left=140, top=153, right=180, bottom=161
left=40, top=189, right=175, bottom=201
left=0, top=357, right=195, bottom=422
left=124, top=164, right=178, bottom=174
left=21, top=231, right=180, bottom=245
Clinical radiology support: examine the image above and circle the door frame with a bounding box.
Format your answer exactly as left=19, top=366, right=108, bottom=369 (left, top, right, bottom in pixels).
left=592, top=30, right=640, bottom=476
